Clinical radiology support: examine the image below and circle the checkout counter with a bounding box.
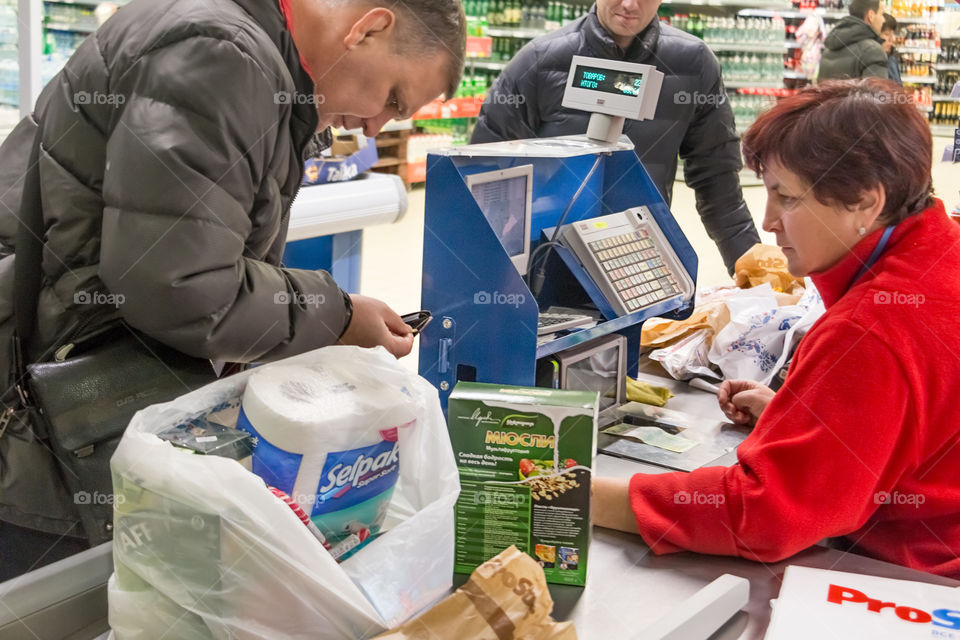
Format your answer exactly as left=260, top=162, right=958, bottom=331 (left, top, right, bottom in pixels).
left=2, top=364, right=956, bottom=640
left=4, top=58, right=956, bottom=640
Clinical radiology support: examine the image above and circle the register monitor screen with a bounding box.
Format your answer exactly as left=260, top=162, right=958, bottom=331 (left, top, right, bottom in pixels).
left=465, top=165, right=534, bottom=274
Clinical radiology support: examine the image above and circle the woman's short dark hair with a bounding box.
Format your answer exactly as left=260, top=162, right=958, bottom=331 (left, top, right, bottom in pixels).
left=742, top=79, right=934, bottom=224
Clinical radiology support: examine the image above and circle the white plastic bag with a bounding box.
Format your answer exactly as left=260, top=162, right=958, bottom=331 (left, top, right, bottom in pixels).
left=708, top=281, right=824, bottom=385
left=648, top=328, right=716, bottom=380
left=107, top=346, right=459, bottom=640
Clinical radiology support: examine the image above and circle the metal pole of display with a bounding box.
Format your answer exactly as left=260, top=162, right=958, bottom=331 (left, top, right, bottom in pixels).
left=17, top=0, right=41, bottom=118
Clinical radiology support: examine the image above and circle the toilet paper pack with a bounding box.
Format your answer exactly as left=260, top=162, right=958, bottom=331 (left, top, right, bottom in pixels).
left=236, top=364, right=417, bottom=543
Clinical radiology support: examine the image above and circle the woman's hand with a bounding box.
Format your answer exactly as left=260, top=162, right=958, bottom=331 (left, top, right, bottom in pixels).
left=717, top=379, right=775, bottom=427
left=338, top=295, right=414, bottom=358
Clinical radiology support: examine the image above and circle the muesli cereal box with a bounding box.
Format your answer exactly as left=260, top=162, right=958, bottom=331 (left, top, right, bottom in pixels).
left=447, top=382, right=597, bottom=586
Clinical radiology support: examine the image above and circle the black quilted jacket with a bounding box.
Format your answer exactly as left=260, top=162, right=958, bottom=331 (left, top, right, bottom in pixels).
left=472, top=6, right=760, bottom=275
left=0, top=0, right=344, bottom=534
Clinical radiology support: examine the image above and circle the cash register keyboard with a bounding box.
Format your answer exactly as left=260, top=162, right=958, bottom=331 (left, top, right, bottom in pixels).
left=562, top=207, right=694, bottom=317
left=591, top=233, right=680, bottom=312
left=537, top=311, right=595, bottom=336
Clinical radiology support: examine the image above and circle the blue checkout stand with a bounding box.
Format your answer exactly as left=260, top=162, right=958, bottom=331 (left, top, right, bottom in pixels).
left=418, top=135, right=697, bottom=409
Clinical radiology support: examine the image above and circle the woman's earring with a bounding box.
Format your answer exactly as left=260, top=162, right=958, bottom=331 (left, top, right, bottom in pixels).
left=858, top=226, right=867, bottom=237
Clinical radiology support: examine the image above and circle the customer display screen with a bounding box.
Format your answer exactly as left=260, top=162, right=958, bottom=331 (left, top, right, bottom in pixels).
left=469, top=175, right=528, bottom=258
left=573, top=65, right=644, bottom=97
left=566, top=352, right=620, bottom=412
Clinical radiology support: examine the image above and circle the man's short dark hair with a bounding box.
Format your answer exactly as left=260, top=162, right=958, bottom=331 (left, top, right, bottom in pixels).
left=849, top=0, right=882, bottom=21
left=882, top=13, right=898, bottom=32
left=362, top=0, right=466, bottom=100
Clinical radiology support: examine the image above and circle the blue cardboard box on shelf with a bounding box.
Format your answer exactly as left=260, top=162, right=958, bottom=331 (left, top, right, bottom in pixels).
left=303, top=134, right=378, bottom=185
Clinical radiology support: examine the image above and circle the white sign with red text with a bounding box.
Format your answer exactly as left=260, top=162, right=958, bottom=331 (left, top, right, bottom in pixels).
left=765, top=566, right=960, bottom=639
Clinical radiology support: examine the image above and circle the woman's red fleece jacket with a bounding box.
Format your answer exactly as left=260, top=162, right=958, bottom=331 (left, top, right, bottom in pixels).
left=629, top=200, right=960, bottom=578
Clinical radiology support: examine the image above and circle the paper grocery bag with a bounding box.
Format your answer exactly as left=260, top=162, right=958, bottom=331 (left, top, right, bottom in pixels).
left=734, top=244, right=804, bottom=294
left=373, top=546, right=577, bottom=640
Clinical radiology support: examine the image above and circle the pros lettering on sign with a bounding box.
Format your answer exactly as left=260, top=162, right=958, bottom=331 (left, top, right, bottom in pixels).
left=827, top=584, right=960, bottom=630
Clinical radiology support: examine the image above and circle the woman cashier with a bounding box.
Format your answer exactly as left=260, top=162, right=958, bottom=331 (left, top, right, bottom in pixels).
left=592, top=79, right=960, bottom=578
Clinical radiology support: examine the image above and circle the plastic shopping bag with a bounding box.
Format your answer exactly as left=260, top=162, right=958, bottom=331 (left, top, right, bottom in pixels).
left=648, top=328, right=717, bottom=381
left=107, top=346, right=459, bottom=640
left=708, top=281, right=824, bottom=385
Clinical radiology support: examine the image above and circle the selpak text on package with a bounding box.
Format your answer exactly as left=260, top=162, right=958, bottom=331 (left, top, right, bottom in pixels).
left=448, top=382, right=597, bottom=586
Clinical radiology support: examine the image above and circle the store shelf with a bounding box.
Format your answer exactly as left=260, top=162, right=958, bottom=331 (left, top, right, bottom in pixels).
left=785, top=41, right=801, bottom=49
left=934, top=94, right=960, bottom=101
left=709, top=42, right=786, bottom=52
left=412, top=95, right=484, bottom=121
left=891, top=16, right=939, bottom=25
left=44, top=21, right=96, bottom=33
left=917, top=104, right=934, bottom=112
left=381, top=119, right=414, bottom=132
left=45, top=0, right=130, bottom=4
left=935, top=63, right=960, bottom=71
left=485, top=27, right=545, bottom=39
left=663, top=0, right=792, bottom=8
left=782, top=70, right=809, bottom=79
left=901, top=75, right=937, bottom=84
left=724, top=80, right=785, bottom=89
left=899, top=47, right=941, bottom=55
left=467, top=59, right=507, bottom=71
left=930, top=124, right=958, bottom=137
left=744, top=8, right=847, bottom=19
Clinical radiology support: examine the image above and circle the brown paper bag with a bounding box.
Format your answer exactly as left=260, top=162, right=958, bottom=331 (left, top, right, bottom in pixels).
left=641, top=297, right=731, bottom=347
left=734, top=244, right=804, bottom=294
left=373, top=546, right=577, bottom=640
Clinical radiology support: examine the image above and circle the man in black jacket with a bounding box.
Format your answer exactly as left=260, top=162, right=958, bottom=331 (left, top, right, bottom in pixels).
left=471, top=0, right=760, bottom=275
left=0, top=0, right=463, bottom=579
left=818, top=0, right=889, bottom=80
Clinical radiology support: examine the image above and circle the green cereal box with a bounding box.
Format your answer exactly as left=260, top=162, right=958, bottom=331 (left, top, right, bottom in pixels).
left=447, top=381, right=598, bottom=586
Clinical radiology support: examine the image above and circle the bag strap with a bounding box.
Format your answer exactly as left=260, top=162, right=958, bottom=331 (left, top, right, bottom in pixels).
left=6, top=126, right=82, bottom=408
left=13, top=125, right=44, bottom=355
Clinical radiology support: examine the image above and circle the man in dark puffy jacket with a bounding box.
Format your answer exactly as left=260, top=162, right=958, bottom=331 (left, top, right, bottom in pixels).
left=881, top=14, right=902, bottom=85
left=818, top=0, right=889, bottom=81
left=471, top=0, right=760, bottom=276
left=0, top=0, right=464, bottom=579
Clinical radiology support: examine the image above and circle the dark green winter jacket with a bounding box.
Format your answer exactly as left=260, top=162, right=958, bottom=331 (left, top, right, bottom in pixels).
left=818, top=16, right=889, bottom=81
left=0, top=0, right=345, bottom=534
